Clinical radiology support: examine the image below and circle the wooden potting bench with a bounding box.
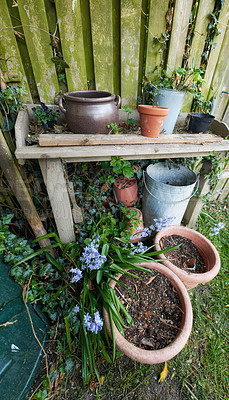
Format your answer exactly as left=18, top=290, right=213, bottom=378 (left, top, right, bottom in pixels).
left=15, top=107, right=229, bottom=244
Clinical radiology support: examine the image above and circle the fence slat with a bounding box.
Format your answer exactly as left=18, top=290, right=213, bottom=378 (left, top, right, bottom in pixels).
left=188, top=0, right=215, bottom=67
left=181, top=0, right=215, bottom=112
left=210, top=24, right=229, bottom=120
left=89, top=0, right=114, bottom=92
left=201, top=2, right=229, bottom=100
left=167, top=0, right=193, bottom=68
left=55, top=0, right=88, bottom=91
left=0, top=0, right=32, bottom=102
left=121, top=0, right=142, bottom=107
left=145, top=0, right=170, bottom=81
left=17, top=0, right=59, bottom=103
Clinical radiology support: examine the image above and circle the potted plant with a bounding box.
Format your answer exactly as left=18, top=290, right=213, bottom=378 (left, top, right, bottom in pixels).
left=138, top=105, right=169, bottom=137
left=103, top=261, right=193, bottom=364
left=109, top=157, right=139, bottom=206
left=153, top=225, right=221, bottom=290
left=187, top=95, right=215, bottom=133
left=143, top=65, right=205, bottom=134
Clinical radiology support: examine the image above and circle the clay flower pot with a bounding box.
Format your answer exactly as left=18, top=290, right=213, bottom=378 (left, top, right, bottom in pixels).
left=154, top=226, right=221, bottom=290
left=138, top=105, right=169, bottom=137
left=113, top=176, right=139, bottom=206
left=103, top=262, right=193, bottom=364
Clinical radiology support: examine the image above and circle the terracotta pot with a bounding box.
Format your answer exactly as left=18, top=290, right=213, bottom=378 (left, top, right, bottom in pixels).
left=103, top=262, right=193, bottom=364
left=113, top=176, right=139, bottom=206
left=138, top=105, right=169, bottom=137
left=126, top=208, right=144, bottom=243
left=58, top=90, right=121, bottom=134
left=154, top=226, right=221, bottom=290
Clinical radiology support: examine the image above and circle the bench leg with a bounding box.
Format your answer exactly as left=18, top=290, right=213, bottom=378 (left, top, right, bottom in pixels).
left=39, top=159, right=75, bottom=244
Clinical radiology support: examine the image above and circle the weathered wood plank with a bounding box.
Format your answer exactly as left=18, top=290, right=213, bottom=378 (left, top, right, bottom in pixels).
left=0, top=129, right=51, bottom=248
left=89, top=0, right=114, bottom=92
left=145, top=0, right=170, bottom=81
left=181, top=0, right=215, bottom=111
left=209, top=24, right=229, bottom=119
left=55, top=0, right=88, bottom=91
left=166, top=0, right=193, bottom=68
left=184, top=168, right=211, bottom=228
left=38, top=133, right=223, bottom=147
left=17, top=0, right=59, bottom=103
left=0, top=0, right=32, bottom=102
left=121, top=0, right=142, bottom=107
left=39, top=159, right=75, bottom=243
left=201, top=2, right=229, bottom=100
left=15, top=140, right=229, bottom=162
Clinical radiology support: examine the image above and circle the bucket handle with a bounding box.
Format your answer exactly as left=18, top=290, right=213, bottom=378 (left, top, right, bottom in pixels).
left=115, top=95, right=121, bottom=109
left=58, top=95, right=66, bottom=114
left=143, top=170, right=199, bottom=204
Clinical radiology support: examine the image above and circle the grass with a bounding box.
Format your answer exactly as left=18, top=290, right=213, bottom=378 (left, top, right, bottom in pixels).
left=30, top=200, right=229, bottom=400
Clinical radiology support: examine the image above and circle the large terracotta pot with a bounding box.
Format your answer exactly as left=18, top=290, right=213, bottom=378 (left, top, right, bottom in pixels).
left=154, top=226, right=221, bottom=290
left=58, top=90, right=121, bottom=134
left=138, top=105, right=169, bottom=137
left=113, top=176, right=139, bottom=206
left=103, top=262, right=193, bottom=364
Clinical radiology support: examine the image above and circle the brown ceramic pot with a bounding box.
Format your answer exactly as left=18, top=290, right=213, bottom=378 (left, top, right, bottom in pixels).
left=138, top=105, right=169, bottom=137
left=113, top=176, right=139, bottom=206
left=154, top=226, right=221, bottom=290
left=58, top=90, right=121, bottom=134
left=103, top=261, right=193, bottom=364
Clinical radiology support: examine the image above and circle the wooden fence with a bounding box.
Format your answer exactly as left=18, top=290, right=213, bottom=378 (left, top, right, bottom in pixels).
left=0, top=0, right=229, bottom=119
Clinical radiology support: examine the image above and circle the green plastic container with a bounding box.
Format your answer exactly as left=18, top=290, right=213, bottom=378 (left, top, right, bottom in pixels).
left=0, top=256, right=49, bottom=400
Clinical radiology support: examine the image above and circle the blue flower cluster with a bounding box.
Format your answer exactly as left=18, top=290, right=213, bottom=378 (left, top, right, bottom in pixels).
left=130, top=242, right=147, bottom=254
left=70, top=267, right=83, bottom=283
left=84, top=311, right=103, bottom=334
left=73, top=304, right=80, bottom=314
left=80, top=239, right=107, bottom=271
left=130, top=216, right=176, bottom=241
left=209, top=222, right=225, bottom=236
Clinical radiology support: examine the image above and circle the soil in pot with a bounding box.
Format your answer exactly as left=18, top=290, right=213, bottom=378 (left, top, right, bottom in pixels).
left=160, top=235, right=205, bottom=273
left=116, top=270, right=183, bottom=350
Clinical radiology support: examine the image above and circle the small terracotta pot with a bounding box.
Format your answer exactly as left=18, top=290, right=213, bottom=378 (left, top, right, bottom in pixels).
left=103, top=262, right=193, bottom=364
left=138, top=105, right=169, bottom=137
left=126, top=208, right=144, bottom=243
left=113, top=176, right=139, bottom=206
left=154, top=226, right=221, bottom=290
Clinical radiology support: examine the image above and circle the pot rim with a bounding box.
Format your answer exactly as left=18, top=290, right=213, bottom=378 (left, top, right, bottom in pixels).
left=153, top=226, right=221, bottom=286
left=63, top=90, right=115, bottom=103
left=138, top=105, right=169, bottom=116
left=103, top=261, right=193, bottom=364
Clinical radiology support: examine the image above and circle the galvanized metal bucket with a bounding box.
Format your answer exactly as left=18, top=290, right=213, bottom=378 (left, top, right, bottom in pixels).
left=142, top=162, right=198, bottom=226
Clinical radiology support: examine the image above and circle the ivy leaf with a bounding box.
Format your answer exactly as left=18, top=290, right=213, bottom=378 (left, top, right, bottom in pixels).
left=158, top=362, right=168, bottom=383
left=122, top=166, right=135, bottom=178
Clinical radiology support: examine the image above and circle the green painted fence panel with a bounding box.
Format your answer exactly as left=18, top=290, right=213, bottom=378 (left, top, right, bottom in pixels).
left=145, top=0, right=170, bottom=81
left=17, top=0, right=59, bottom=103
left=188, top=0, right=215, bottom=67
left=55, top=0, right=88, bottom=92
left=209, top=24, right=229, bottom=120
left=181, top=0, right=215, bottom=111
left=202, top=2, right=229, bottom=100
left=121, top=0, right=142, bottom=107
left=167, top=0, right=193, bottom=69
left=89, top=0, right=114, bottom=92
left=0, top=0, right=32, bottom=102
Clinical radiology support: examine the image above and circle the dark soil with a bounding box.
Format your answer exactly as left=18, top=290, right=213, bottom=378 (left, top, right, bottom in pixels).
left=116, top=270, right=183, bottom=350
left=160, top=234, right=206, bottom=273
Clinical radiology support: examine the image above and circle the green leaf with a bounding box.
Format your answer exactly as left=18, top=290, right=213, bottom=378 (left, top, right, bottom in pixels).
left=64, top=316, right=72, bottom=353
